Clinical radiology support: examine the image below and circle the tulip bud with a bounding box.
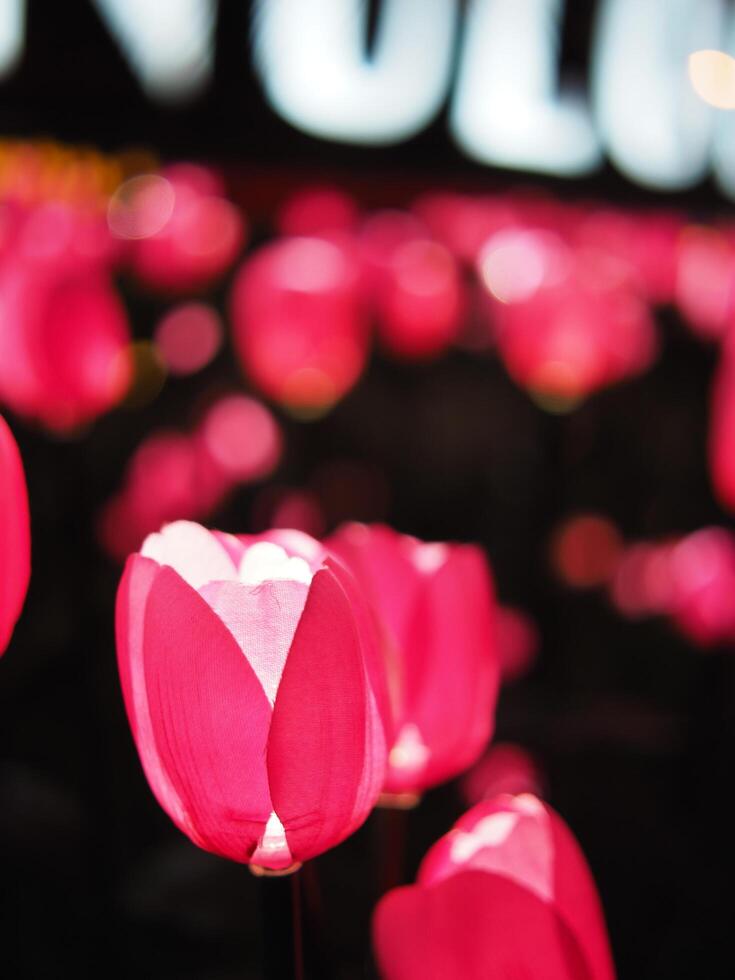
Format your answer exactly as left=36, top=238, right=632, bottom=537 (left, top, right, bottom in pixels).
left=373, top=795, right=616, bottom=980
left=115, top=521, right=390, bottom=870
left=0, top=414, right=30, bottom=656
left=327, top=523, right=499, bottom=798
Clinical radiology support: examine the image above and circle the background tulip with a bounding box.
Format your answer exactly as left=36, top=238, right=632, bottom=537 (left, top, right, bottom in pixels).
left=0, top=414, right=31, bottom=656
left=373, top=794, right=616, bottom=980
left=115, top=521, right=389, bottom=870
left=327, top=523, right=499, bottom=797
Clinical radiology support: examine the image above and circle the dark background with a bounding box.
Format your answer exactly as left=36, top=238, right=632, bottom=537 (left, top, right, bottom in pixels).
left=2, top=2, right=735, bottom=977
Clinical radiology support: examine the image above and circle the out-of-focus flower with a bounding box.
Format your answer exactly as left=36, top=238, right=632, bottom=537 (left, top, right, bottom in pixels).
left=479, top=229, right=657, bottom=408
left=153, top=302, right=222, bottom=376
left=676, top=226, right=735, bottom=341
left=0, top=414, right=30, bottom=656
left=374, top=238, right=465, bottom=360
left=412, top=193, right=519, bottom=265
left=667, top=527, right=735, bottom=647
left=0, top=264, right=132, bottom=431
left=462, top=744, right=544, bottom=806
left=373, top=794, right=616, bottom=980
left=327, top=523, right=499, bottom=799
left=231, top=236, right=369, bottom=413
left=122, top=165, right=246, bottom=293
left=551, top=513, right=623, bottom=590
left=98, top=395, right=283, bottom=561
left=496, top=604, right=539, bottom=682
left=609, top=541, right=677, bottom=620
left=116, top=522, right=390, bottom=871
left=609, top=527, right=735, bottom=648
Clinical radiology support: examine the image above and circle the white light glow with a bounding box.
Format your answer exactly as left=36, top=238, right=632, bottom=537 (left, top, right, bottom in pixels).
left=450, top=0, right=601, bottom=177
left=252, top=0, right=458, bottom=144
left=593, top=0, right=724, bottom=190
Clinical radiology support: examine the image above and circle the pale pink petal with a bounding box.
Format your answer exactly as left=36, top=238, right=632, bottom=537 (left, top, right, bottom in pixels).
left=198, top=578, right=309, bottom=705
left=267, top=568, right=374, bottom=861
left=140, top=520, right=237, bottom=588
left=143, top=566, right=273, bottom=862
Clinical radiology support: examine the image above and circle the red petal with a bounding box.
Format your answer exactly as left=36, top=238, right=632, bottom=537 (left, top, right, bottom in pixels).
left=115, top=556, right=192, bottom=837
left=143, top=566, right=273, bottom=862
left=373, top=871, right=592, bottom=980
left=0, top=415, right=31, bottom=655
left=267, top=568, right=376, bottom=861
left=392, top=546, right=499, bottom=791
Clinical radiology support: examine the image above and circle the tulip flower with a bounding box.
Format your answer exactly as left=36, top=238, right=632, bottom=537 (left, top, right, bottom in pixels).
left=0, top=414, right=31, bottom=656
left=126, top=164, right=246, bottom=293
left=231, top=236, right=369, bottom=412
left=667, top=527, right=735, bottom=647
left=115, top=521, right=390, bottom=870
left=327, top=523, right=499, bottom=798
left=373, top=794, right=616, bottom=980
left=0, top=264, right=131, bottom=431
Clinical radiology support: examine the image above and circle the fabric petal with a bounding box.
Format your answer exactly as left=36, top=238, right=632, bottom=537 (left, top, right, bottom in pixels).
left=115, top=555, right=192, bottom=837
left=390, top=546, right=498, bottom=792
left=198, top=578, right=309, bottom=705
left=267, top=568, right=372, bottom=861
left=373, top=871, right=592, bottom=980
left=141, top=520, right=237, bottom=589
left=0, top=415, right=31, bottom=655
left=143, top=566, right=273, bottom=862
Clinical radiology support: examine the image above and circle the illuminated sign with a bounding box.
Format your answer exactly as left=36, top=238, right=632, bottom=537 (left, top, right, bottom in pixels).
left=3, top=0, right=735, bottom=197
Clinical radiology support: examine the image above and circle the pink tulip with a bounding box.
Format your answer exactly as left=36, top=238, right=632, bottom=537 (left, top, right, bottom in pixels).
left=231, top=236, right=369, bottom=411
left=373, top=795, right=616, bottom=980
left=667, top=527, right=735, bottom=647
left=0, top=414, right=30, bottom=656
left=327, top=523, right=499, bottom=797
left=0, top=263, right=131, bottom=431
left=115, top=521, right=390, bottom=870
left=129, top=165, right=246, bottom=293
left=496, top=605, right=539, bottom=683
left=462, top=744, right=544, bottom=805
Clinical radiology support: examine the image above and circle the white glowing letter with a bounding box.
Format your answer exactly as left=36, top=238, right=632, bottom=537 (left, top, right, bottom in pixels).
left=449, top=0, right=601, bottom=177
left=0, top=0, right=24, bottom=77
left=711, top=18, right=735, bottom=200
left=252, top=0, right=458, bottom=144
left=593, top=0, right=725, bottom=190
left=93, top=0, right=217, bottom=102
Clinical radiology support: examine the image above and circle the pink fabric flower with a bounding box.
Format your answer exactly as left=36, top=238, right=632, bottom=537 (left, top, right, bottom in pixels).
left=230, top=235, right=369, bottom=411
left=373, top=795, right=616, bottom=980
left=115, top=521, right=390, bottom=870
left=0, top=414, right=31, bottom=656
left=327, top=523, right=499, bottom=796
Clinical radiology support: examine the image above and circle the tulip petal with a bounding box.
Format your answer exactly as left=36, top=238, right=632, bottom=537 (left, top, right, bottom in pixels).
left=115, top=555, right=192, bottom=837
left=143, top=566, right=273, bottom=862
left=394, top=546, right=498, bottom=790
left=141, top=520, right=237, bottom=589
left=373, top=871, right=591, bottom=980
left=0, top=415, right=31, bottom=655
left=198, top=578, right=309, bottom=706
left=267, top=568, right=370, bottom=861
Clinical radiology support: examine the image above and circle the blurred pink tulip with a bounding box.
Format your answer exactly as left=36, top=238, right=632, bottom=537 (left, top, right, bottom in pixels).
left=327, top=523, right=499, bottom=797
left=667, top=527, right=735, bottom=647
left=0, top=264, right=131, bottom=431
left=231, top=236, right=369, bottom=411
left=462, top=743, right=544, bottom=805
left=0, top=414, right=30, bottom=656
left=373, top=795, right=616, bottom=980
left=496, top=604, right=539, bottom=682
left=115, top=522, right=390, bottom=870
left=129, top=165, right=246, bottom=292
